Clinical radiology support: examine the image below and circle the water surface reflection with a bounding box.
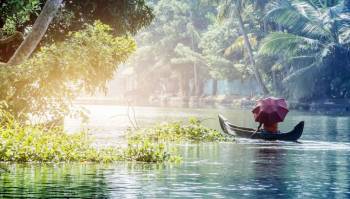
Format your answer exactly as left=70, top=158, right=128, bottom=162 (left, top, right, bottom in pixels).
left=1, top=106, right=350, bottom=198
left=1, top=142, right=350, bottom=198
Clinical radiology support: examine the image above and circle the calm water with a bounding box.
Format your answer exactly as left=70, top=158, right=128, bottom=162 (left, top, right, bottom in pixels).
left=1, top=105, right=350, bottom=198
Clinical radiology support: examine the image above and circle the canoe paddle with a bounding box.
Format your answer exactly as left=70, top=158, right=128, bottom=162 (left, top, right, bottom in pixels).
left=250, top=122, right=262, bottom=138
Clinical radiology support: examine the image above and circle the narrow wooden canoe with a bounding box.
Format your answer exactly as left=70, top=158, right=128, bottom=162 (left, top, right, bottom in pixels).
left=218, top=114, right=304, bottom=141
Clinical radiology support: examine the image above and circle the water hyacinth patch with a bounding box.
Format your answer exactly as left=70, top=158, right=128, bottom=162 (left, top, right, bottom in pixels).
left=123, top=140, right=182, bottom=163
left=0, top=124, right=115, bottom=162
left=126, top=117, right=231, bottom=142
left=0, top=109, right=180, bottom=163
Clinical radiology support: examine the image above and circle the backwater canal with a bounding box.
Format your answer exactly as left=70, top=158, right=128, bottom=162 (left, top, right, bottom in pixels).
left=1, top=105, right=350, bottom=198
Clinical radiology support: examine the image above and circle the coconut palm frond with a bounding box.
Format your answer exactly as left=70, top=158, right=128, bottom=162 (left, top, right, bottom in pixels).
left=303, top=0, right=340, bottom=8
left=282, top=62, right=319, bottom=82
left=291, top=1, right=322, bottom=22
left=217, top=0, right=234, bottom=22
left=224, top=34, right=257, bottom=56
left=265, top=0, right=331, bottom=38
left=287, top=55, right=317, bottom=62
left=339, top=24, right=350, bottom=44
left=292, top=1, right=335, bottom=37
left=303, top=0, right=319, bottom=8
left=259, top=32, right=322, bottom=57
left=266, top=0, right=302, bottom=24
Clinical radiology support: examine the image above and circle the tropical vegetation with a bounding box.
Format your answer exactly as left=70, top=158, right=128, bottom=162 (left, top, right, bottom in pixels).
left=0, top=108, right=181, bottom=163
left=127, top=117, right=230, bottom=142
left=0, top=0, right=153, bottom=122
left=1, top=0, right=350, bottom=163
left=126, top=0, right=350, bottom=102
left=0, top=108, right=223, bottom=163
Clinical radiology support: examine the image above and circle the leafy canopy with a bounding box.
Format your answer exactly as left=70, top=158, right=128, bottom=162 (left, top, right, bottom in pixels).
left=0, top=21, right=136, bottom=121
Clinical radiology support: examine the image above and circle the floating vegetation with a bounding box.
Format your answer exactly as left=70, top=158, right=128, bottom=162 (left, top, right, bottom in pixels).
left=127, top=117, right=231, bottom=142
left=0, top=109, right=180, bottom=163
left=123, top=140, right=182, bottom=163
left=0, top=109, right=225, bottom=163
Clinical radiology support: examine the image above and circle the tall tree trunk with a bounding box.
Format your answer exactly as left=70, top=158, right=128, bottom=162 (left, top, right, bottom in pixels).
left=234, top=2, right=269, bottom=95
left=189, top=15, right=199, bottom=97
left=190, top=31, right=198, bottom=96
left=192, top=55, right=199, bottom=96
left=7, top=0, right=63, bottom=66
left=212, top=79, right=218, bottom=96
left=197, top=79, right=204, bottom=96
left=178, top=72, right=185, bottom=97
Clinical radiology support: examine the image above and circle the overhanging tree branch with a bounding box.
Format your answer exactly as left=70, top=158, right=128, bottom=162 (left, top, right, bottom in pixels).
left=7, top=0, right=63, bottom=66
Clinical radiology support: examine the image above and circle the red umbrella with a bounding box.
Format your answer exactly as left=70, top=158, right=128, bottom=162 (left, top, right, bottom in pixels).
left=252, top=97, right=289, bottom=125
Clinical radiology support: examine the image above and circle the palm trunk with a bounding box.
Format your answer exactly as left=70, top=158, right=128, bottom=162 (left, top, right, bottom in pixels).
left=212, top=79, right=218, bottom=96
left=234, top=3, right=269, bottom=95
left=189, top=13, right=199, bottom=97
left=8, top=0, right=63, bottom=66
left=191, top=37, right=198, bottom=96
left=178, top=73, right=183, bottom=97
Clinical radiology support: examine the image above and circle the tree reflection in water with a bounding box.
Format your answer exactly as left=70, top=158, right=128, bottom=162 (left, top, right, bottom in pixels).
left=0, top=163, right=110, bottom=198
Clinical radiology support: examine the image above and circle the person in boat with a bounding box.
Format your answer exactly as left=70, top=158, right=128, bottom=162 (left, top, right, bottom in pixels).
left=252, top=97, right=289, bottom=134
left=257, top=122, right=279, bottom=134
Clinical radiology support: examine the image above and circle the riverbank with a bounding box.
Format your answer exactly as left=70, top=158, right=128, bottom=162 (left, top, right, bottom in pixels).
left=75, top=96, right=350, bottom=115
left=74, top=96, right=258, bottom=108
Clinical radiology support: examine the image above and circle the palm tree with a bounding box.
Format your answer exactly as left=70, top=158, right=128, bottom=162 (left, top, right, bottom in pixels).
left=218, top=0, right=269, bottom=94
left=259, top=0, right=350, bottom=99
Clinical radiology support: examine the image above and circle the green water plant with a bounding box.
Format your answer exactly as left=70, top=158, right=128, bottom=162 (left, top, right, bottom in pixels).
left=0, top=109, right=179, bottom=163
left=127, top=117, right=230, bottom=142
left=123, top=140, right=181, bottom=163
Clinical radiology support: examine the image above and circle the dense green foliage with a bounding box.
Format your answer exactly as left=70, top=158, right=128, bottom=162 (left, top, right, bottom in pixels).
left=0, top=0, right=41, bottom=35
left=260, top=0, right=350, bottom=100
left=126, top=0, right=217, bottom=97
left=127, top=118, right=229, bottom=142
left=126, top=0, right=266, bottom=97
left=0, top=21, right=136, bottom=122
left=125, top=0, right=350, bottom=102
left=0, top=0, right=156, bottom=121
left=0, top=0, right=154, bottom=62
left=0, top=109, right=179, bottom=163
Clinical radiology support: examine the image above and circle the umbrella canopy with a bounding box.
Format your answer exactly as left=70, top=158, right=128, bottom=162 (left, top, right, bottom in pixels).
left=252, top=97, right=289, bottom=124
